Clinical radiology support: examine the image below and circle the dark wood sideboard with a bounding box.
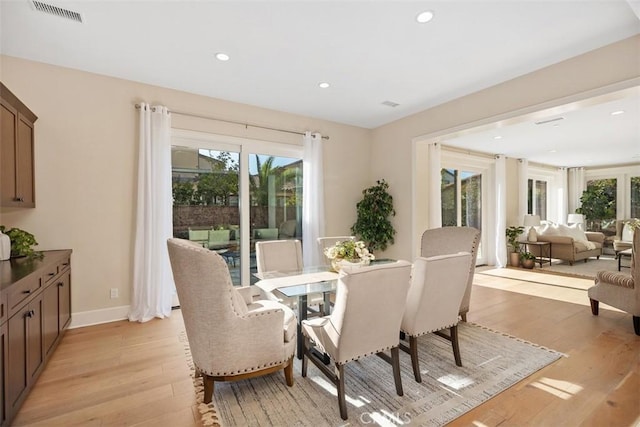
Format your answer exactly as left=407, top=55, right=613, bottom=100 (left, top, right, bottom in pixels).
left=0, top=250, right=72, bottom=426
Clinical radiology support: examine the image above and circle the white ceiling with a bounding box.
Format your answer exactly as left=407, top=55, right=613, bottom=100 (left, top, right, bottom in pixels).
left=1, top=0, right=639, bottom=167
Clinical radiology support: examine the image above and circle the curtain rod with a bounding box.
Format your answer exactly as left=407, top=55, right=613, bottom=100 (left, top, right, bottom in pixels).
left=134, top=104, right=329, bottom=140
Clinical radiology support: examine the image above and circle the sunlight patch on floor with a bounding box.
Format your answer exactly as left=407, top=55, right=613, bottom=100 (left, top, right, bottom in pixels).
left=473, top=273, right=622, bottom=313
left=528, top=377, right=583, bottom=400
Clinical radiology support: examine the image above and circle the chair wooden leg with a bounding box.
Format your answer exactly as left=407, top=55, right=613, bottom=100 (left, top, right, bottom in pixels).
left=409, top=336, right=421, bottom=383
left=451, top=325, right=462, bottom=367
left=336, top=364, right=348, bottom=420
left=460, top=313, right=467, bottom=322
left=284, top=357, right=294, bottom=386
left=391, top=346, right=404, bottom=396
left=203, top=375, right=214, bottom=404
left=301, top=337, right=309, bottom=377
left=633, top=316, right=640, bottom=336
left=590, top=298, right=599, bottom=316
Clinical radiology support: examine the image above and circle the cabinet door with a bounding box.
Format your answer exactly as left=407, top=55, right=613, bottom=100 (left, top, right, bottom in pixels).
left=7, top=306, right=28, bottom=414
left=6, top=296, right=43, bottom=417
left=42, top=284, right=59, bottom=357
left=58, top=270, right=71, bottom=331
left=0, top=100, right=17, bottom=207
left=15, top=113, right=35, bottom=207
left=0, top=321, right=7, bottom=427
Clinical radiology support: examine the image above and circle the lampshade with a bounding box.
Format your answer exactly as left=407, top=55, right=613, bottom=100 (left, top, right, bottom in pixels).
left=567, top=213, right=584, bottom=224
left=523, top=214, right=541, bottom=227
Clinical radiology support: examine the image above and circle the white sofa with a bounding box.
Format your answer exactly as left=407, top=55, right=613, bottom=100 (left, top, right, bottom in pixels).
left=529, top=222, right=604, bottom=265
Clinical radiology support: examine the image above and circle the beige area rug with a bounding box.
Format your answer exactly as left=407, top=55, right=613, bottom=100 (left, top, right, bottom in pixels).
left=542, top=256, right=621, bottom=280
left=182, top=322, right=563, bottom=427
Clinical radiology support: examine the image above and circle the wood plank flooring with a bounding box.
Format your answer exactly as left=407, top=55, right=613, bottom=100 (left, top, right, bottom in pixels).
left=12, top=271, right=640, bottom=426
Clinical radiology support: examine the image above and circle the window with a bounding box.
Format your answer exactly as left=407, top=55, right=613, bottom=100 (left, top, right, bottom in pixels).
left=441, top=167, right=483, bottom=254
left=581, top=178, right=617, bottom=233
left=631, top=176, right=640, bottom=218
left=527, top=179, right=547, bottom=220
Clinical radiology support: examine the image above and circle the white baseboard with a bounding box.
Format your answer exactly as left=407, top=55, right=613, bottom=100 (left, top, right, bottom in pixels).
left=69, top=305, right=130, bottom=329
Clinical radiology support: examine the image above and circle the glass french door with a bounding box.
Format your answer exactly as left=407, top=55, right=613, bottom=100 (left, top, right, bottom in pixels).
left=171, top=131, right=304, bottom=286
left=441, top=167, right=485, bottom=264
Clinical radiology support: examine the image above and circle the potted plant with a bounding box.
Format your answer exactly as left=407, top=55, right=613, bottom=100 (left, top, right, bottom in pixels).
left=520, top=251, right=536, bottom=269
left=505, top=226, right=525, bottom=267
left=0, top=225, right=42, bottom=259
left=351, top=179, right=396, bottom=252
left=323, top=239, right=375, bottom=272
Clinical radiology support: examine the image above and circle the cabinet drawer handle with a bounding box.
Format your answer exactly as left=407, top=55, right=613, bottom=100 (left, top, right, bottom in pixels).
left=22, top=289, right=32, bottom=294
left=25, top=310, right=34, bottom=318
left=14, top=197, right=24, bottom=202
left=48, top=272, right=55, bottom=276
left=58, top=282, right=64, bottom=287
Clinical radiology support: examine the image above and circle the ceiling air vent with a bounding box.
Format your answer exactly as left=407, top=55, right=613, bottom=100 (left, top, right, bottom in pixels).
left=535, top=117, right=564, bottom=125
left=30, top=1, right=83, bottom=23
left=381, top=100, right=400, bottom=108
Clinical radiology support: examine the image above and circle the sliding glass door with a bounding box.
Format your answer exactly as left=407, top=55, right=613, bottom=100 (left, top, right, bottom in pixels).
left=171, top=130, right=303, bottom=286
left=441, top=166, right=486, bottom=264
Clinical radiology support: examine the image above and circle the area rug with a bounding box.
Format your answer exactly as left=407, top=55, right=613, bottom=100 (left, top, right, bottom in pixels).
left=542, top=256, right=620, bottom=279
left=183, top=322, right=563, bottom=426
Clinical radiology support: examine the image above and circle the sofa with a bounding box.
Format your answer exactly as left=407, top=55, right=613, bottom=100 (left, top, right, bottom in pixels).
left=528, top=222, right=605, bottom=265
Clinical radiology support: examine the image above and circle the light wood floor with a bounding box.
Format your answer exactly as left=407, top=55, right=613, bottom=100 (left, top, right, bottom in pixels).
left=13, top=272, right=640, bottom=427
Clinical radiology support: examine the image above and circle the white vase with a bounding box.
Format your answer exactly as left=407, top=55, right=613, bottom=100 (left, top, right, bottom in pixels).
left=0, top=231, right=10, bottom=261
left=331, top=258, right=369, bottom=272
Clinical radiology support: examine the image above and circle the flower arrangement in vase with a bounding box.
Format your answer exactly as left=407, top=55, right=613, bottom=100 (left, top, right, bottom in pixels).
left=324, top=240, right=375, bottom=272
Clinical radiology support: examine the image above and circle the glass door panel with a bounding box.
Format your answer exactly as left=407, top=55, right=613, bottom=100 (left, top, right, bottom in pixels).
left=441, top=168, right=483, bottom=262
left=171, top=146, right=242, bottom=285
left=248, top=153, right=303, bottom=283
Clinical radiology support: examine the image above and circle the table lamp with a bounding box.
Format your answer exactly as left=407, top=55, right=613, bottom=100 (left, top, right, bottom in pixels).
left=523, top=214, right=541, bottom=241
left=567, top=213, right=584, bottom=230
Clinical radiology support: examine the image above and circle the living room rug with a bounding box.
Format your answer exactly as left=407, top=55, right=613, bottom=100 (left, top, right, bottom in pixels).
left=182, top=322, right=563, bottom=427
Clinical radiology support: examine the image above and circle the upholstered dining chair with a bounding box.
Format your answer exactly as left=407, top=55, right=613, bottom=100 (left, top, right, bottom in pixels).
left=421, top=226, right=480, bottom=321
left=317, top=236, right=355, bottom=266
left=400, top=252, right=472, bottom=382
left=255, top=239, right=324, bottom=310
left=167, top=238, right=296, bottom=404
left=301, top=260, right=412, bottom=420
left=589, top=229, right=640, bottom=336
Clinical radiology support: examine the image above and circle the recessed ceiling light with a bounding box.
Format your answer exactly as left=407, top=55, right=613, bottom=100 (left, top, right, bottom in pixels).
left=549, top=150, right=557, bottom=153
left=416, top=10, right=434, bottom=23
left=215, top=52, right=230, bottom=61
left=493, top=136, right=502, bottom=140
left=611, top=110, right=625, bottom=115
left=318, top=82, right=330, bottom=89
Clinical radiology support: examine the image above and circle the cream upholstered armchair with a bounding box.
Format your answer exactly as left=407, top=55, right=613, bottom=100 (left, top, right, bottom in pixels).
left=300, top=260, right=412, bottom=420
left=400, top=252, right=472, bottom=382
left=589, top=230, right=640, bottom=336
left=167, top=238, right=296, bottom=404
left=316, top=236, right=355, bottom=266
left=613, top=219, right=637, bottom=253
left=421, top=226, right=481, bottom=321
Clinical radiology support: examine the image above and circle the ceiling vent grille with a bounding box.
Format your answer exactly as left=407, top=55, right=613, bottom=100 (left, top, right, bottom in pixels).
left=381, top=100, right=400, bottom=108
left=535, top=117, right=564, bottom=125
left=30, top=1, right=83, bottom=23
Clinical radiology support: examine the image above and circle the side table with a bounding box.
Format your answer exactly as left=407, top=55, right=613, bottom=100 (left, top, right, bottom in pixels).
left=519, top=241, right=552, bottom=268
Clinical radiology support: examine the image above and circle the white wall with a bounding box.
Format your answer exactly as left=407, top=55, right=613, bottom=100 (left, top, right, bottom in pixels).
left=370, top=35, right=640, bottom=263
left=0, top=55, right=371, bottom=326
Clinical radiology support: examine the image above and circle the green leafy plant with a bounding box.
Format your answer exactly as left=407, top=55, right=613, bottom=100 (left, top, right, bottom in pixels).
left=505, top=226, right=525, bottom=253
left=351, top=179, right=396, bottom=252
left=576, top=179, right=616, bottom=231
left=0, top=226, right=42, bottom=258
left=520, top=251, right=536, bottom=261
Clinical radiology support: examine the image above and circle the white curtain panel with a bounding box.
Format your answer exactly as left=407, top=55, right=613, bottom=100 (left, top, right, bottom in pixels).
left=493, top=155, right=507, bottom=268
left=517, top=158, right=528, bottom=224
left=557, top=167, right=568, bottom=224
left=568, top=167, right=585, bottom=214
left=427, top=142, right=442, bottom=228
left=302, top=131, right=325, bottom=266
left=129, top=103, right=174, bottom=322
